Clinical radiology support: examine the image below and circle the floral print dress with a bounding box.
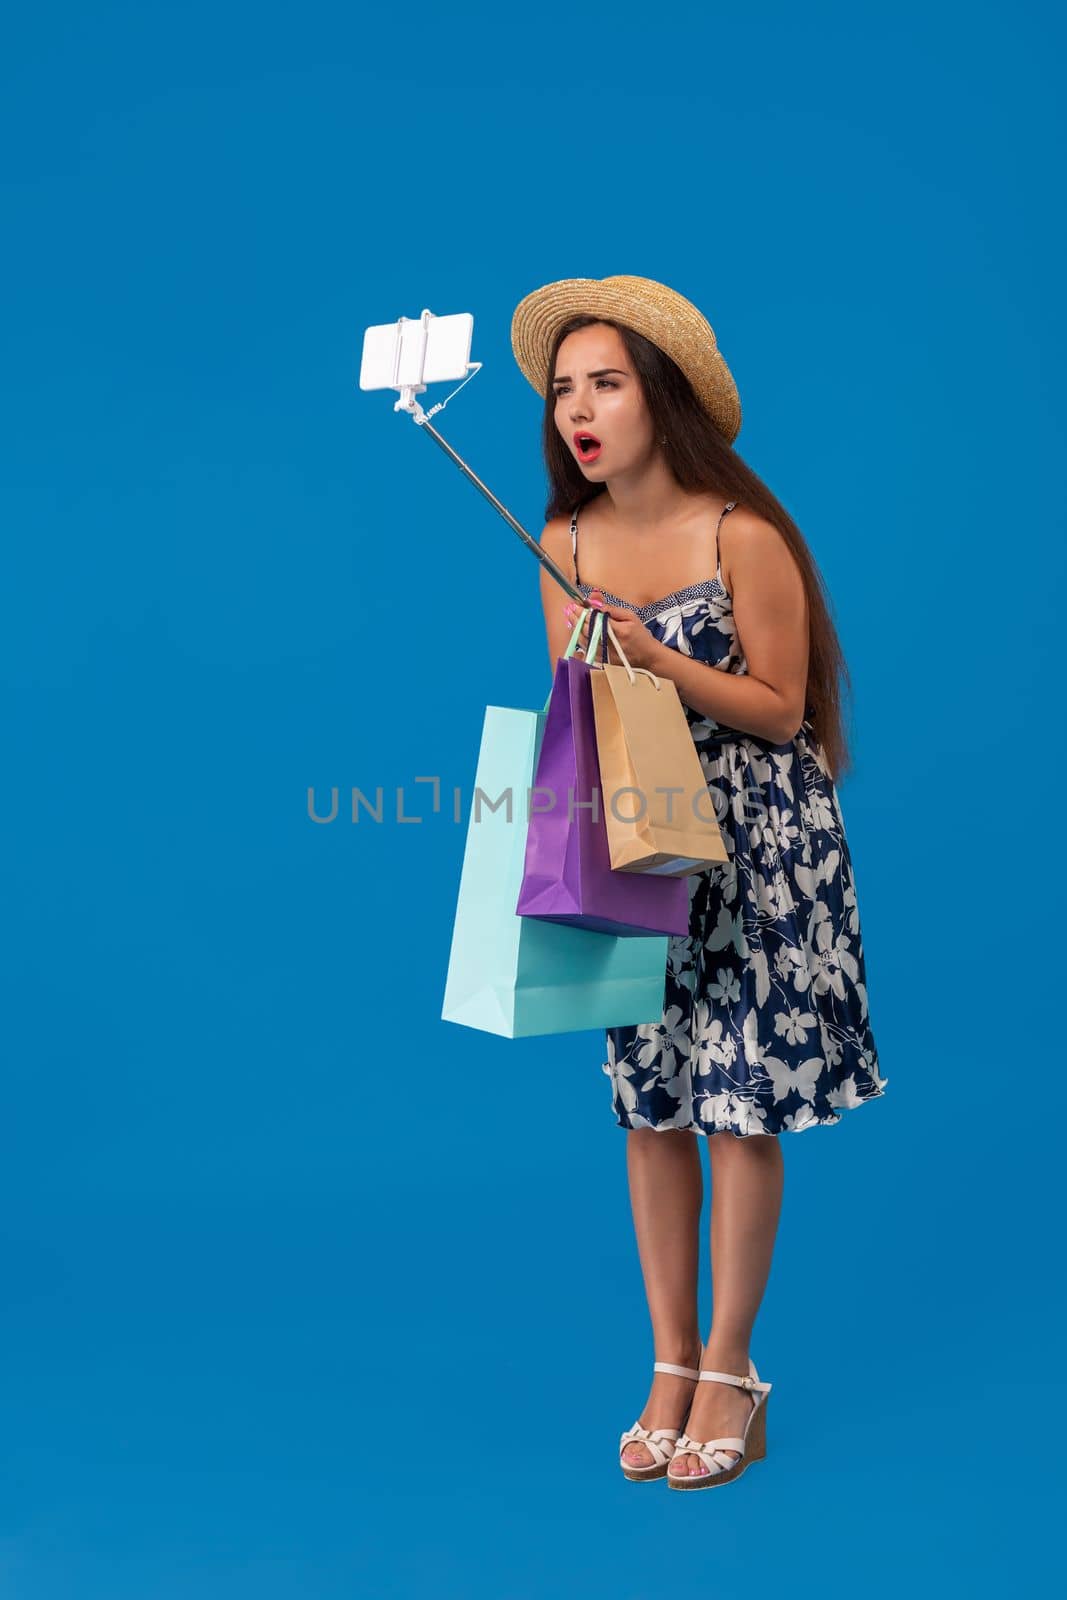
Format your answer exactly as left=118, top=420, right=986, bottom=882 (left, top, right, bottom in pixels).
left=572, top=500, right=888, bottom=1138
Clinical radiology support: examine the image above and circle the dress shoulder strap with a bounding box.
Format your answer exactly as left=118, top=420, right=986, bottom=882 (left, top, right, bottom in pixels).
left=714, top=500, right=738, bottom=585
left=570, top=504, right=581, bottom=583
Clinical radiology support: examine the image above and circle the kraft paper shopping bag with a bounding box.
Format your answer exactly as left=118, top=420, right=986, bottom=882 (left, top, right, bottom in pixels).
left=590, top=648, right=730, bottom=876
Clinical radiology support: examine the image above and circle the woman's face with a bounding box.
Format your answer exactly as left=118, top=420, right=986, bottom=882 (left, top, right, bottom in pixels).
left=551, top=323, right=658, bottom=479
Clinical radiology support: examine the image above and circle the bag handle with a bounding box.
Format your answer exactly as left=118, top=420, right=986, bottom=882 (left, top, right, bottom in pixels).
left=539, top=607, right=605, bottom=710
left=540, top=607, right=664, bottom=712
left=567, top=605, right=606, bottom=664
left=599, top=618, right=663, bottom=692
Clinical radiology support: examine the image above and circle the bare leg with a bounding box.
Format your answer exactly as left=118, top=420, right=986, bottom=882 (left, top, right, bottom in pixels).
left=672, top=1130, right=784, bottom=1477
left=620, top=1127, right=705, bottom=1470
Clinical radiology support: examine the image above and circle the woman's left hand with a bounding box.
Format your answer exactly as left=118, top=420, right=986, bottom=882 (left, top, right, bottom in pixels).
left=563, top=591, right=666, bottom=673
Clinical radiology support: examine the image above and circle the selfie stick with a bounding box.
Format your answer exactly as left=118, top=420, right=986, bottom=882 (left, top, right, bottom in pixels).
left=387, top=312, right=585, bottom=606
left=367, top=311, right=747, bottom=741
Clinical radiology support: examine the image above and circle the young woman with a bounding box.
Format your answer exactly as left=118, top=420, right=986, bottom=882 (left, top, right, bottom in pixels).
left=509, top=275, right=888, bottom=1491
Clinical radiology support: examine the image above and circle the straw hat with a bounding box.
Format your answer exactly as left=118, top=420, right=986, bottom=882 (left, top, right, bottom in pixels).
left=510, top=274, right=742, bottom=443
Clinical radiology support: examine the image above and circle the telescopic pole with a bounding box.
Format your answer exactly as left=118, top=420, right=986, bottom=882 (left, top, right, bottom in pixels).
left=395, top=386, right=586, bottom=606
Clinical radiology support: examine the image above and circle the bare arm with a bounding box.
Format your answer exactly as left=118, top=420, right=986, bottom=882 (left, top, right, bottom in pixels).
left=644, top=512, right=810, bottom=744
left=538, top=517, right=584, bottom=669
left=538, top=517, right=628, bottom=669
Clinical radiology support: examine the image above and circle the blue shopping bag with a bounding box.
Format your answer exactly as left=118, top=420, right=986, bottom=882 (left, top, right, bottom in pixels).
left=441, top=681, right=670, bottom=1039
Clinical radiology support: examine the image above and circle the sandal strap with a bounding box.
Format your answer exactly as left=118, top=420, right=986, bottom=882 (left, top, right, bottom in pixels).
left=653, top=1361, right=701, bottom=1380
left=676, top=1431, right=746, bottom=1454
left=698, top=1367, right=772, bottom=1395
left=669, top=1434, right=747, bottom=1475
left=621, top=1421, right=682, bottom=1444
left=620, top=1420, right=680, bottom=1467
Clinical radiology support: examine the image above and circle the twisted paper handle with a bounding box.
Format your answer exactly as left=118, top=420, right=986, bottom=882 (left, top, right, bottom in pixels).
left=572, top=608, right=665, bottom=692
left=541, top=607, right=665, bottom=715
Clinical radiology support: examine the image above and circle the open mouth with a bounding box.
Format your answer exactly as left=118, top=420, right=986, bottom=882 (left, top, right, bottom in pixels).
left=575, top=433, right=602, bottom=461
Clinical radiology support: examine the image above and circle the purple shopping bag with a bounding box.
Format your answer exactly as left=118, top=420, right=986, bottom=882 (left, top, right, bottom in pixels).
left=515, top=609, right=689, bottom=938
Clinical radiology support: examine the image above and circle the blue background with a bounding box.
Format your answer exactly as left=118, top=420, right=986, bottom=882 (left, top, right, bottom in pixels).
left=4, top=1, right=1063, bottom=1594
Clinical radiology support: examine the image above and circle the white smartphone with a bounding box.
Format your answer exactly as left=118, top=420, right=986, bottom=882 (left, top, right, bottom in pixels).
left=359, top=312, right=474, bottom=391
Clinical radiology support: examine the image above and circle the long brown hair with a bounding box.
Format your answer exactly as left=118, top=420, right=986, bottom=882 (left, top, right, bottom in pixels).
left=540, top=314, right=854, bottom=782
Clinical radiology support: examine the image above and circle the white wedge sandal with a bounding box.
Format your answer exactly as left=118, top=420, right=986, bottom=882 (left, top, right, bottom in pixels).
left=666, top=1357, right=772, bottom=1491
left=618, top=1359, right=701, bottom=1482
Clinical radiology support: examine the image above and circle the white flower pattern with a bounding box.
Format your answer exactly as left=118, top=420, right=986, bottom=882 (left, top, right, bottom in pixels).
left=575, top=575, right=888, bottom=1139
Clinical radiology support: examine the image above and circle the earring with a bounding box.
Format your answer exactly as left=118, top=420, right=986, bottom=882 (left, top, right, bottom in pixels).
left=659, top=433, right=667, bottom=444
